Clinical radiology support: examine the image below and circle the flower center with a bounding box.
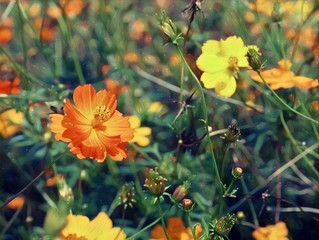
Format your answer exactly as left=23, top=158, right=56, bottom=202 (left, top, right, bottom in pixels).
left=91, top=105, right=110, bottom=130
left=228, top=56, right=239, bottom=73
left=94, top=105, right=111, bottom=121
left=64, top=233, right=88, bottom=240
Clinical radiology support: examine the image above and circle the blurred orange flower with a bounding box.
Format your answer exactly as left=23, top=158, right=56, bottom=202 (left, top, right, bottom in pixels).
left=0, top=109, right=24, bottom=138
left=49, top=84, right=134, bottom=162
left=252, top=221, right=289, bottom=240
left=151, top=217, right=203, bottom=240
left=105, top=79, right=128, bottom=96
left=6, top=196, right=25, bottom=210
left=0, top=77, right=20, bottom=95
left=60, top=212, right=126, bottom=240
left=0, top=18, right=13, bottom=45
left=250, top=59, right=319, bottom=90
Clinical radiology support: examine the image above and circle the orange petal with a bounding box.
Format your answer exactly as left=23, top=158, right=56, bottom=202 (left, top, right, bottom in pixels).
left=96, top=90, right=117, bottom=116
left=72, top=84, right=96, bottom=118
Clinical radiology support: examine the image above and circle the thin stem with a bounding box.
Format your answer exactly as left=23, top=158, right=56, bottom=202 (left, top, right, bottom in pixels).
left=0, top=153, right=64, bottom=210
left=175, top=44, right=223, bottom=189
left=279, top=111, right=319, bottom=178
left=257, top=71, right=318, bottom=124
left=186, top=212, right=197, bottom=240
left=157, top=198, right=170, bottom=240
left=220, top=145, right=231, bottom=182
left=223, top=178, right=235, bottom=197
left=1, top=205, right=23, bottom=235
left=126, top=217, right=161, bottom=240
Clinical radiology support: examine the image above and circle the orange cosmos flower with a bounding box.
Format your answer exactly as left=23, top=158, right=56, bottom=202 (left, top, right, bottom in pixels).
left=49, top=84, right=134, bottom=162
left=105, top=78, right=128, bottom=96
left=252, top=221, right=289, bottom=240
left=6, top=196, right=25, bottom=210
left=250, top=59, right=319, bottom=90
left=0, top=77, right=20, bottom=95
left=151, top=217, right=204, bottom=240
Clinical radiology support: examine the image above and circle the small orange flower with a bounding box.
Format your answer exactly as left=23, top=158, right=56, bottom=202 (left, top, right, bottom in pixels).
left=105, top=78, right=128, bottom=96
left=0, top=77, right=20, bottom=95
left=250, top=59, right=319, bottom=90
left=0, top=18, right=13, bottom=45
left=151, top=217, right=203, bottom=240
left=7, top=196, right=25, bottom=210
left=252, top=221, right=289, bottom=240
left=49, top=84, right=134, bottom=162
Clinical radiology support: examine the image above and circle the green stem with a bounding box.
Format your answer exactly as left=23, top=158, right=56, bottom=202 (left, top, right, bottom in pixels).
left=126, top=217, right=161, bottom=240
left=1, top=204, right=23, bottom=235
left=279, top=111, right=319, bottom=179
left=186, top=212, right=197, bottom=240
left=257, top=71, right=318, bottom=124
left=0, top=153, right=64, bottom=210
left=223, top=178, right=235, bottom=197
left=220, top=145, right=231, bottom=182
left=55, top=7, right=86, bottom=85
left=157, top=198, right=170, bottom=240
left=175, top=45, right=223, bottom=189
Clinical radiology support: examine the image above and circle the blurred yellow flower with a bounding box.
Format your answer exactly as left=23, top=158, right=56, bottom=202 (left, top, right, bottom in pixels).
left=60, top=212, right=126, bottom=240
left=250, top=59, right=319, bottom=90
left=0, top=109, right=24, bottom=138
left=252, top=221, right=288, bottom=240
left=196, top=36, right=249, bottom=97
left=129, top=116, right=151, bottom=147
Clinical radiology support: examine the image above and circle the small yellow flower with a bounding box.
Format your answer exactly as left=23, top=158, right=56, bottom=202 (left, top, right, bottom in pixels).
left=0, top=109, right=24, bottom=138
left=196, top=36, right=249, bottom=97
left=252, top=221, right=289, bottom=240
left=129, top=116, right=151, bottom=147
left=60, top=212, right=126, bottom=240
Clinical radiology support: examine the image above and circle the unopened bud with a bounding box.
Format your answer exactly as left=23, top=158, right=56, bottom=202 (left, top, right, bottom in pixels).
left=158, top=10, right=183, bottom=44
left=214, top=214, right=237, bottom=236
left=144, top=168, right=168, bottom=196
left=182, top=198, right=193, bottom=211
left=272, top=0, right=283, bottom=22
left=121, top=183, right=136, bottom=209
left=232, top=167, right=244, bottom=179
left=172, top=181, right=191, bottom=202
left=221, top=124, right=241, bottom=143
left=246, top=46, right=263, bottom=71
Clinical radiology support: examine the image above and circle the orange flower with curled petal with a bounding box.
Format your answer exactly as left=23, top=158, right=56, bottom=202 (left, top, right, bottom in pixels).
left=0, top=77, right=20, bottom=95
left=250, top=59, right=319, bottom=90
left=252, top=221, right=289, bottom=240
left=49, top=84, right=134, bottom=162
left=151, top=217, right=204, bottom=240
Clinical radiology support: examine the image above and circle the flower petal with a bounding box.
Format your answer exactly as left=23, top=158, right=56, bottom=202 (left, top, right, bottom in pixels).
left=96, top=90, right=117, bottom=116
left=196, top=53, right=228, bottom=73
left=201, top=40, right=220, bottom=54
left=215, top=76, right=237, bottom=97
left=73, top=84, right=96, bottom=117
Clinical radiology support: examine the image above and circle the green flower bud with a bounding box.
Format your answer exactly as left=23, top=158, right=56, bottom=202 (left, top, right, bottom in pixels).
left=232, top=166, right=244, bottom=179
left=214, top=213, right=237, bottom=236
left=246, top=46, right=263, bottom=71
left=158, top=10, right=183, bottom=44
left=144, top=168, right=168, bottom=196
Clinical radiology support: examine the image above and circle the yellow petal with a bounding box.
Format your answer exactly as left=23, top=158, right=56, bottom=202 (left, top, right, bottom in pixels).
left=200, top=71, right=228, bottom=89
left=135, top=127, right=151, bottom=136
left=196, top=53, right=228, bottom=73
left=202, top=40, right=220, bottom=54
left=128, top=115, right=141, bottom=128
left=216, top=76, right=237, bottom=97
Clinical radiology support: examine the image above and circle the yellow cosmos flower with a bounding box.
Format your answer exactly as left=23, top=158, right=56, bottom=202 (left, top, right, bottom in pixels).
left=60, top=212, right=126, bottom=240
left=196, top=36, right=249, bottom=97
left=0, top=109, right=24, bottom=138
left=129, top=116, right=151, bottom=147
left=252, top=221, right=289, bottom=240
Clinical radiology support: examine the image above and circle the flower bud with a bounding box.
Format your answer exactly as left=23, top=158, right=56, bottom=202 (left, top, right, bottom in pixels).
left=121, top=183, right=136, bottom=209
left=158, top=10, right=182, bottom=44
left=221, top=124, right=241, bottom=143
left=182, top=198, right=193, bottom=211
left=144, top=168, right=168, bottom=196
left=172, top=181, right=191, bottom=202
left=232, top=167, right=244, bottom=179
left=246, top=46, right=263, bottom=71
left=214, top=213, right=237, bottom=236
left=271, top=0, right=283, bottom=22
